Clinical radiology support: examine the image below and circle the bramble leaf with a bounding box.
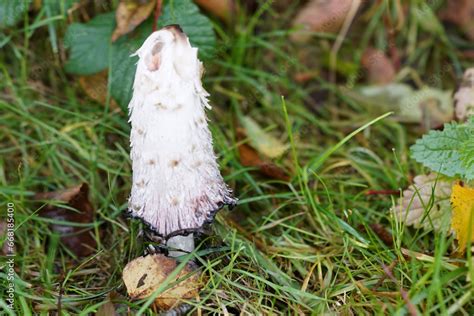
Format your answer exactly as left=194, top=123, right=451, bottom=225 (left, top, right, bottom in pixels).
left=460, top=138, right=474, bottom=181
left=0, top=0, right=30, bottom=29
left=410, top=121, right=474, bottom=180
left=64, top=12, right=115, bottom=75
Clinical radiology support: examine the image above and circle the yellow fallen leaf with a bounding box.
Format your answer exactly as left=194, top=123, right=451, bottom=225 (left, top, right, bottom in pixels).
left=450, top=183, right=474, bottom=252
left=240, top=116, right=288, bottom=159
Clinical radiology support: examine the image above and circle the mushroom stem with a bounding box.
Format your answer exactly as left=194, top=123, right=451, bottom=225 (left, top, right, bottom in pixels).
left=166, top=234, right=195, bottom=257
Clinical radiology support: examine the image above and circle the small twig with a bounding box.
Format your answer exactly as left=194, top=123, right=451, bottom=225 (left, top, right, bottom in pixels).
left=301, top=261, right=318, bottom=292
left=382, top=263, right=418, bottom=316
left=152, top=0, right=163, bottom=32
left=373, top=260, right=397, bottom=290
left=57, top=277, right=64, bottom=315
left=329, top=0, right=361, bottom=85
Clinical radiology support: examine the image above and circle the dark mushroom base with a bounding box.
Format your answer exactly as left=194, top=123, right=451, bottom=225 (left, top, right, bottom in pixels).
left=125, top=197, right=237, bottom=242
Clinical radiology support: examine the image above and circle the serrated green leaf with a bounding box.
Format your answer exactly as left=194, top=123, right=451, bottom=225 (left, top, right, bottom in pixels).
left=411, top=122, right=474, bottom=180
left=64, top=12, right=115, bottom=75
left=0, top=0, right=30, bottom=29
left=110, top=29, right=145, bottom=108
left=459, top=138, right=474, bottom=180
left=158, top=0, right=216, bottom=58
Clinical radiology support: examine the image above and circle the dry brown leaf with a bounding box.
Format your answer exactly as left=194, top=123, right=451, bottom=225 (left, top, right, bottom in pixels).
left=194, top=0, right=237, bottom=22
left=454, top=68, right=474, bottom=122
left=239, top=143, right=290, bottom=181
left=369, top=223, right=393, bottom=246
left=450, top=183, right=474, bottom=252
left=392, top=173, right=452, bottom=232
left=291, top=0, right=354, bottom=43
left=36, top=183, right=97, bottom=257
left=97, top=302, right=116, bottom=316
left=361, top=48, right=396, bottom=85
left=237, top=129, right=290, bottom=181
left=123, top=254, right=201, bottom=310
left=78, top=70, right=119, bottom=109
left=440, top=0, right=474, bottom=41
left=112, top=0, right=157, bottom=42
left=96, top=295, right=117, bottom=316
left=461, top=51, right=474, bottom=59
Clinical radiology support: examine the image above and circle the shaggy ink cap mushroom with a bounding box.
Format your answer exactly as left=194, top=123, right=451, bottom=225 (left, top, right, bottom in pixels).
left=127, top=25, right=237, bottom=240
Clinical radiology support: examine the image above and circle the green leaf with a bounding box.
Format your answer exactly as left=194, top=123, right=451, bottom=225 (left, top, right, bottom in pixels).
left=110, top=29, right=146, bottom=108
left=0, top=0, right=30, bottom=29
left=64, top=12, right=115, bottom=75
left=413, top=3, right=444, bottom=36
left=64, top=0, right=215, bottom=107
left=411, top=121, right=474, bottom=180
left=158, top=0, right=216, bottom=58
left=460, top=138, right=474, bottom=180
left=47, top=0, right=79, bottom=16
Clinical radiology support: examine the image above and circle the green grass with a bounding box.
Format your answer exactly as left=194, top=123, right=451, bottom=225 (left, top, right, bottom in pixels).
left=1, top=0, right=473, bottom=315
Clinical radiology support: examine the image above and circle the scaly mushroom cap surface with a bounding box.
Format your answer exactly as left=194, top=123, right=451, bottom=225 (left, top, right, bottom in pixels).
left=128, top=25, right=236, bottom=238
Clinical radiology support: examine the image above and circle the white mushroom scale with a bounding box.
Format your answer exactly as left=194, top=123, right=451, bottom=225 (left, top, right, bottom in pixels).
left=127, top=25, right=236, bottom=243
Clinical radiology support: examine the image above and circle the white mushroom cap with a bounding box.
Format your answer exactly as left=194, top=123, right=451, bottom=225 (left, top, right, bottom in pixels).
left=127, top=25, right=236, bottom=239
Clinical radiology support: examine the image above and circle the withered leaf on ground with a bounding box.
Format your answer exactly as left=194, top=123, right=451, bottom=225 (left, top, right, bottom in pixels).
left=454, top=68, right=474, bottom=122
left=97, top=298, right=116, bottom=316
left=392, top=173, right=452, bottom=232
left=347, top=84, right=454, bottom=130
left=112, top=0, right=157, bottom=42
left=291, top=0, right=354, bottom=43
left=239, top=142, right=290, bottom=181
left=440, top=0, right=474, bottom=41
left=96, top=292, right=123, bottom=316
left=78, top=70, right=119, bottom=109
left=194, top=0, right=237, bottom=22
left=397, top=88, right=453, bottom=128
left=361, top=48, right=396, bottom=85
left=123, top=254, right=201, bottom=310
left=36, top=183, right=97, bottom=257
left=240, top=116, right=288, bottom=159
